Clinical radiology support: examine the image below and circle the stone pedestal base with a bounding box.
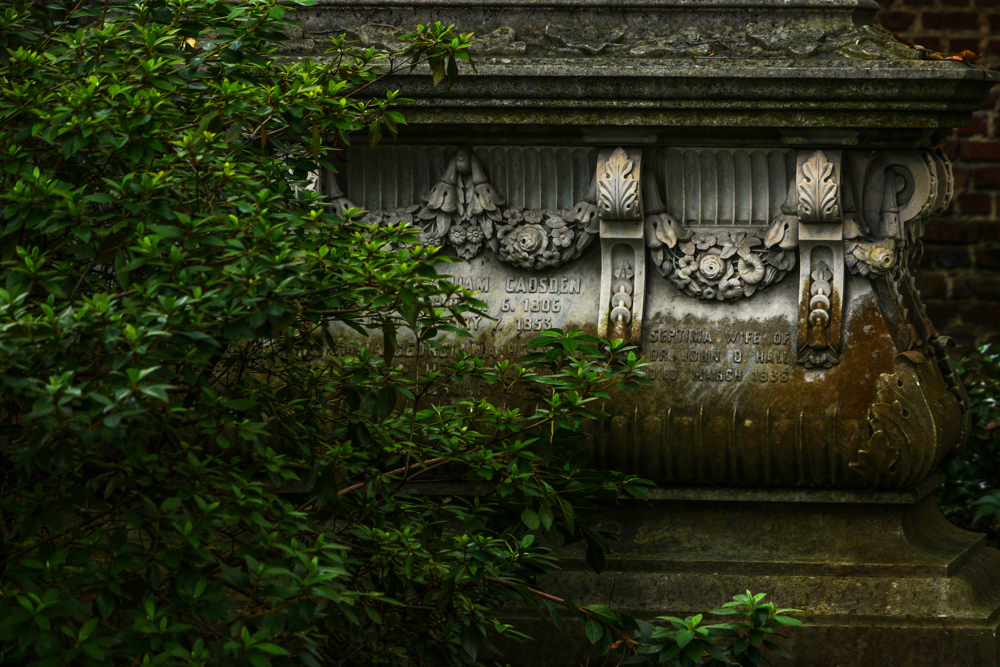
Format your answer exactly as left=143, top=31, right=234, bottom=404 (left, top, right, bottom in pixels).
left=499, top=475, right=1000, bottom=666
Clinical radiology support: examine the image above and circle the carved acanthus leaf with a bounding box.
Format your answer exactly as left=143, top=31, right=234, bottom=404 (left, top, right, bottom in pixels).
left=850, top=355, right=937, bottom=488
left=597, top=148, right=640, bottom=220
left=798, top=150, right=840, bottom=223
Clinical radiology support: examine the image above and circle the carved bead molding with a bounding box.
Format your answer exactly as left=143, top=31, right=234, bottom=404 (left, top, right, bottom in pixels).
left=795, top=150, right=845, bottom=368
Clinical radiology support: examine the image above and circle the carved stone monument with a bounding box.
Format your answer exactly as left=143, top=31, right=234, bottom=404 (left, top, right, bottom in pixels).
left=297, top=0, right=999, bottom=664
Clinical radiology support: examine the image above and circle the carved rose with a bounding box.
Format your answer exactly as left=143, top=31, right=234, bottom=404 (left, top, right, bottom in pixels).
left=516, top=224, right=547, bottom=254
left=865, top=245, right=896, bottom=273
left=500, top=223, right=552, bottom=268
left=698, top=254, right=726, bottom=281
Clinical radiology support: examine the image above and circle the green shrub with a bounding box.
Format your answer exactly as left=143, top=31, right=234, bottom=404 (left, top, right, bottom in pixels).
left=0, top=2, right=797, bottom=665
left=939, top=343, right=1000, bottom=542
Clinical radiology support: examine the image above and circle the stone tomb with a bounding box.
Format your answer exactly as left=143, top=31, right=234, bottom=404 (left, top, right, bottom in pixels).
left=330, top=143, right=964, bottom=491
left=302, top=0, right=1000, bottom=663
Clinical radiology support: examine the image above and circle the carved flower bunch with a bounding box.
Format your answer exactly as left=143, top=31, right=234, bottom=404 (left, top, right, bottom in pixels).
left=391, top=147, right=600, bottom=267
left=647, top=215, right=796, bottom=301
left=415, top=148, right=505, bottom=260
left=495, top=205, right=598, bottom=270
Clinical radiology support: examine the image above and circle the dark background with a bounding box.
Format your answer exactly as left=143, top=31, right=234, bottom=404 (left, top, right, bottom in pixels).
left=876, top=0, right=1000, bottom=346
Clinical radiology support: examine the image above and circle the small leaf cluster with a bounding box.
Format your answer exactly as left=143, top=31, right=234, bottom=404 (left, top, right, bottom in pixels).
left=575, top=592, right=800, bottom=666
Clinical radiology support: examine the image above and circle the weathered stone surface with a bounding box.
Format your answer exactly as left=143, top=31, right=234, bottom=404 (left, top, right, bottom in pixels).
left=327, top=142, right=968, bottom=490
left=309, top=0, right=1000, bottom=660
left=291, top=0, right=996, bottom=137
left=493, top=475, right=1000, bottom=666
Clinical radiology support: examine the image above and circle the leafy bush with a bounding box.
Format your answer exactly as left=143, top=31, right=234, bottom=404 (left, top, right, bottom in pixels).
left=939, top=343, right=1000, bottom=543
left=0, top=1, right=797, bottom=666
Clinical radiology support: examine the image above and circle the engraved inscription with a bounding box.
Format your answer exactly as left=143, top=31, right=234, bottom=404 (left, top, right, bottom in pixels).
left=504, top=277, right=582, bottom=294
left=642, top=326, right=794, bottom=384
left=450, top=276, right=491, bottom=292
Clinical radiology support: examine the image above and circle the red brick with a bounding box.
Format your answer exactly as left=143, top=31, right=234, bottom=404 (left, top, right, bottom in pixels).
left=978, top=0, right=1000, bottom=7
left=926, top=302, right=960, bottom=325
left=991, top=15, right=1000, bottom=33
left=975, top=245, right=1000, bottom=270
left=980, top=88, right=998, bottom=111
left=952, top=276, right=1000, bottom=299
left=923, top=220, right=981, bottom=243
left=989, top=40, right=1000, bottom=61
left=933, top=246, right=972, bottom=267
left=942, top=0, right=972, bottom=6
left=944, top=197, right=958, bottom=215
left=981, top=221, right=1000, bottom=242
left=949, top=38, right=983, bottom=54
left=918, top=244, right=934, bottom=268
left=914, top=272, right=948, bottom=298
left=922, top=11, right=981, bottom=30
left=881, top=11, right=917, bottom=31
left=940, top=139, right=960, bottom=160
left=959, top=140, right=1000, bottom=160
left=958, top=193, right=993, bottom=215
left=953, top=166, right=970, bottom=189
left=974, top=167, right=1000, bottom=188
left=953, top=113, right=988, bottom=140
left=914, top=37, right=944, bottom=53
left=972, top=112, right=990, bottom=137
left=962, top=303, right=1000, bottom=325
left=948, top=327, right=978, bottom=348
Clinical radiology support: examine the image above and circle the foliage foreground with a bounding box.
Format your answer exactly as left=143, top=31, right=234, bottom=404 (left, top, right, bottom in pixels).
left=939, top=343, right=1000, bottom=544
left=0, top=1, right=799, bottom=665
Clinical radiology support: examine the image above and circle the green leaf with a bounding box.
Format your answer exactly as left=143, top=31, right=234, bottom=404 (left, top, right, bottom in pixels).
left=520, top=508, right=540, bottom=530
left=584, top=618, right=603, bottom=644
left=254, top=644, right=290, bottom=656
left=582, top=605, right=615, bottom=624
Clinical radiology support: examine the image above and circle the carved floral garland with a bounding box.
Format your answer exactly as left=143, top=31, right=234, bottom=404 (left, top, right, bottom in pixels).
left=646, top=212, right=798, bottom=301
left=359, top=148, right=599, bottom=269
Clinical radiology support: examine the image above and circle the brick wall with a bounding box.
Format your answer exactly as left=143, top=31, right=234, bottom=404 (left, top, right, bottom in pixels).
left=876, top=0, right=1000, bottom=347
